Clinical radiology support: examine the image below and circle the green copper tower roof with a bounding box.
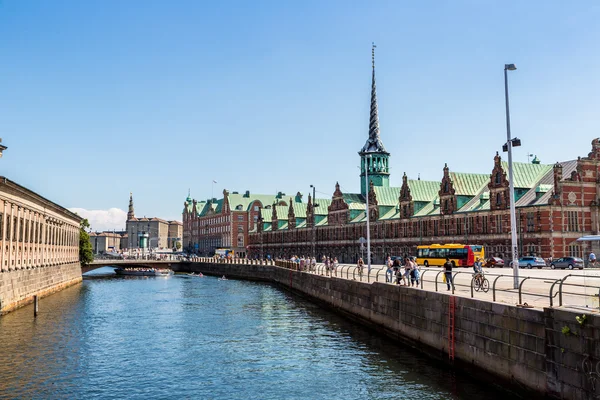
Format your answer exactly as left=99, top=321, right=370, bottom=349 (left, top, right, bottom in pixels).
left=359, top=44, right=390, bottom=196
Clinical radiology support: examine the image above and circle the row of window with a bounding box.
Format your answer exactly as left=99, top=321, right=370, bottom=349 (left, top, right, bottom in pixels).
left=253, top=213, right=549, bottom=245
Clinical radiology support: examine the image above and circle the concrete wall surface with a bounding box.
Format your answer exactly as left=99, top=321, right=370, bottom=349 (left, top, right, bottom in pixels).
left=0, top=262, right=82, bottom=314
left=178, top=261, right=600, bottom=400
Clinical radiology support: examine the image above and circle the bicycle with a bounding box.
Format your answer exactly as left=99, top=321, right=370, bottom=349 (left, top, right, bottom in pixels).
left=473, top=272, right=489, bottom=293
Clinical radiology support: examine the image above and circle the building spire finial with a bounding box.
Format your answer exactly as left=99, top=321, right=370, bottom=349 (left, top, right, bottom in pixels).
left=127, top=192, right=135, bottom=220
left=360, top=42, right=386, bottom=154
left=372, top=42, right=376, bottom=70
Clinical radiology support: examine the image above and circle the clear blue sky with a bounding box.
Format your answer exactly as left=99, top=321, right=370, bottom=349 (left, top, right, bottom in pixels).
left=1, top=1, right=599, bottom=230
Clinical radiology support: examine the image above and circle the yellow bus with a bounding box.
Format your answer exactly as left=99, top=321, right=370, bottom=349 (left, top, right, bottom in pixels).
left=416, top=244, right=485, bottom=267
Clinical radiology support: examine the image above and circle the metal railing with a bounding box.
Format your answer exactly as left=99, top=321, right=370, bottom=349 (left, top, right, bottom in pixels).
left=183, top=258, right=600, bottom=309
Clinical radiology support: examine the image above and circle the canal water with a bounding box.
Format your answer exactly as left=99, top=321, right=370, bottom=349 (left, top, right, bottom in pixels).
left=0, top=269, right=522, bottom=399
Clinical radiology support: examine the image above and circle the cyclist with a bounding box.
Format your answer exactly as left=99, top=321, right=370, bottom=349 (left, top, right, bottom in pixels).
left=472, top=257, right=485, bottom=289
left=473, top=257, right=483, bottom=275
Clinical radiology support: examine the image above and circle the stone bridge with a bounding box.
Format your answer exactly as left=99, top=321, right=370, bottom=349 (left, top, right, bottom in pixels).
left=82, top=259, right=179, bottom=274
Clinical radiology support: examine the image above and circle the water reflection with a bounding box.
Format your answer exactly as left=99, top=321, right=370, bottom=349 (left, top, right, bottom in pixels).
left=0, top=275, right=522, bottom=399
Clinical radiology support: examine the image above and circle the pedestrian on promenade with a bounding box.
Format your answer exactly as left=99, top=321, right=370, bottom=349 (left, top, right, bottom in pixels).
left=311, top=257, right=316, bottom=272
left=589, top=252, right=596, bottom=267
left=443, top=257, right=454, bottom=291
left=385, top=256, right=393, bottom=283
left=393, top=257, right=401, bottom=284
left=402, top=257, right=411, bottom=285
left=325, top=257, right=330, bottom=276
left=333, top=257, right=339, bottom=277
left=357, top=257, right=364, bottom=279
left=410, top=257, right=419, bottom=287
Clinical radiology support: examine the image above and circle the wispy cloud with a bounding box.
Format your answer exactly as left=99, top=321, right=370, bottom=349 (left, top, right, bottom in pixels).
left=69, top=208, right=127, bottom=232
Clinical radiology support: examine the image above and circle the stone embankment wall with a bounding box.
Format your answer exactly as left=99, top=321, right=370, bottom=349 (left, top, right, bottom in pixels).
left=0, top=262, right=82, bottom=314
left=178, top=261, right=600, bottom=400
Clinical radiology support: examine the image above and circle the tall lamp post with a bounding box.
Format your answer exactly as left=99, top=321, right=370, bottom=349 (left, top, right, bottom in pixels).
left=503, top=63, right=521, bottom=289
left=364, top=154, right=372, bottom=274
left=310, top=185, right=319, bottom=260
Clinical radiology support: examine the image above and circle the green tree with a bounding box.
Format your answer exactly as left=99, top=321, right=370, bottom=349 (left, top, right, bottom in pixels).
left=79, top=218, right=94, bottom=266
left=175, top=241, right=182, bottom=250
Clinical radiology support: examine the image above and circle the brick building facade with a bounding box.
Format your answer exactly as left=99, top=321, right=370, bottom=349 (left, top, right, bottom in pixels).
left=245, top=50, right=600, bottom=264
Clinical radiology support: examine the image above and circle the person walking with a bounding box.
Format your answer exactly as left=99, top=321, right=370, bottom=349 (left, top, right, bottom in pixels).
left=402, top=257, right=411, bottom=286
left=410, top=257, right=420, bottom=287
left=589, top=252, right=596, bottom=267
left=443, top=257, right=454, bottom=291
left=385, top=256, right=393, bottom=283
left=357, top=257, right=364, bottom=279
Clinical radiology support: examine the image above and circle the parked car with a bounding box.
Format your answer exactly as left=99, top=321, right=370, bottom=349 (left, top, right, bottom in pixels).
left=550, top=257, right=584, bottom=270
left=485, top=257, right=504, bottom=268
left=518, top=256, right=546, bottom=269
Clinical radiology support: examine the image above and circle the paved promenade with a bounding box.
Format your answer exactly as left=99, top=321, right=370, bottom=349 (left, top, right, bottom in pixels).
left=301, top=262, right=600, bottom=310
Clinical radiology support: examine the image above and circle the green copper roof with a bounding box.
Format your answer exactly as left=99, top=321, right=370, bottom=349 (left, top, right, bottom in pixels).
left=312, top=199, right=331, bottom=215
left=342, top=193, right=365, bottom=204
left=348, top=202, right=366, bottom=210
left=379, top=207, right=399, bottom=220
left=227, top=193, right=285, bottom=212
left=315, top=217, right=328, bottom=226
left=260, top=208, right=272, bottom=221
left=501, top=161, right=552, bottom=189
left=373, top=187, right=401, bottom=206
left=413, top=199, right=437, bottom=217
left=449, top=172, right=489, bottom=196
left=408, top=180, right=439, bottom=202
left=350, top=212, right=366, bottom=223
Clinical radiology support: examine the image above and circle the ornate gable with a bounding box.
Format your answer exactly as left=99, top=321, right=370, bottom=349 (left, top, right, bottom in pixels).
left=367, top=181, right=379, bottom=221
left=327, top=182, right=350, bottom=226
left=257, top=207, right=264, bottom=233
left=222, top=189, right=230, bottom=214
left=439, top=163, right=457, bottom=215
left=588, top=138, right=600, bottom=160
left=271, top=202, right=278, bottom=231
left=306, top=195, right=314, bottom=228
left=287, top=198, right=296, bottom=229
left=488, top=152, right=510, bottom=211
left=399, top=172, right=413, bottom=218
left=549, top=162, right=563, bottom=206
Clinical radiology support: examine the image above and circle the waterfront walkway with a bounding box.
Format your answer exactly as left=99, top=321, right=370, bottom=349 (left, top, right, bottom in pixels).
left=188, top=257, right=600, bottom=310
left=304, top=262, right=600, bottom=310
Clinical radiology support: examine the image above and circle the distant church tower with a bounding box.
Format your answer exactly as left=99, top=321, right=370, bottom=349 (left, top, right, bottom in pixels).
left=359, top=43, right=390, bottom=196
left=127, top=192, right=135, bottom=220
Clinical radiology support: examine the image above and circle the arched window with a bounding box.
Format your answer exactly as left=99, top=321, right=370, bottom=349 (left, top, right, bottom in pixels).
left=444, top=181, right=449, bottom=193
left=496, top=193, right=502, bottom=205
left=495, top=172, right=502, bottom=185
left=444, top=200, right=448, bottom=211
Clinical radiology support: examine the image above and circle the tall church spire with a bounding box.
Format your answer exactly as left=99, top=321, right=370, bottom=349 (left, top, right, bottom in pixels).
left=361, top=43, right=387, bottom=154
left=127, top=192, right=135, bottom=220
left=358, top=43, right=390, bottom=196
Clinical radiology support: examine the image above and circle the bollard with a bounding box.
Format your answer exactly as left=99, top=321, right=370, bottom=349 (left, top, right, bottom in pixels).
left=34, top=295, right=39, bottom=317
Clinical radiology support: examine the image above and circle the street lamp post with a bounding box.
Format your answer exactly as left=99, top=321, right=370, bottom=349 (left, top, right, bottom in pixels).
left=504, top=63, right=520, bottom=289
left=310, top=185, right=318, bottom=260
left=364, top=154, right=372, bottom=274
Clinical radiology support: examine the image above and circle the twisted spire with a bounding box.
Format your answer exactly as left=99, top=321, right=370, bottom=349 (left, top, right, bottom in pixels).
left=127, top=192, right=135, bottom=220
left=361, top=43, right=387, bottom=154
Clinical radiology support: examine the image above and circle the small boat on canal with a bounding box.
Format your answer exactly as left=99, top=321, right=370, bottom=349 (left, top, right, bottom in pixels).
left=114, top=267, right=174, bottom=277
